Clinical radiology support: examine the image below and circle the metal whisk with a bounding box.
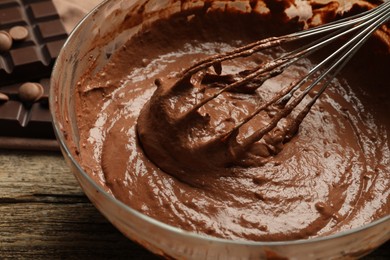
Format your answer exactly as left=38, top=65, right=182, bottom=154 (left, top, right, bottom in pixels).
left=137, top=2, right=390, bottom=177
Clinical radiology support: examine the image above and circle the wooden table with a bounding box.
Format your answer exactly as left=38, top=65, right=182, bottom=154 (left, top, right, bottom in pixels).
left=0, top=149, right=388, bottom=259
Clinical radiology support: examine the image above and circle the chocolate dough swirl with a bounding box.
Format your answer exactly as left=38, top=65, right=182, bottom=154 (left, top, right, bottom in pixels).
left=74, top=6, right=390, bottom=241
left=137, top=49, right=308, bottom=186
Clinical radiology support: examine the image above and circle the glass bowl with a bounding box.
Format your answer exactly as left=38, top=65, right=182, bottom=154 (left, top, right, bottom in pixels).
left=50, top=0, right=390, bottom=259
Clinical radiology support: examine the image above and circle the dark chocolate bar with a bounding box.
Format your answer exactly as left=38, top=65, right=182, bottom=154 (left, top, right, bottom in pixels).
left=0, top=0, right=68, bottom=150
left=0, top=0, right=67, bottom=86
left=0, top=78, right=52, bottom=138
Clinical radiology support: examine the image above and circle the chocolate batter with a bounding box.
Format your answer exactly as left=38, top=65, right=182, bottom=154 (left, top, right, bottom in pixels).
left=73, top=2, right=390, bottom=241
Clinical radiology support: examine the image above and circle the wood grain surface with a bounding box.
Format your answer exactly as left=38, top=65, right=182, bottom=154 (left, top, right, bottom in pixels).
left=0, top=149, right=388, bottom=259
left=0, top=149, right=156, bottom=259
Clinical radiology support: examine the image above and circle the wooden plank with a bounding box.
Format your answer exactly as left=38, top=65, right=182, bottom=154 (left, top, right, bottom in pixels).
left=0, top=150, right=81, bottom=198
left=0, top=203, right=156, bottom=259
left=0, top=150, right=156, bottom=259
left=0, top=149, right=388, bottom=259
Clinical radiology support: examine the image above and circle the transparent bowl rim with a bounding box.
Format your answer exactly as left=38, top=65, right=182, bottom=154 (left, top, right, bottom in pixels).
left=50, top=0, right=390, bottom=248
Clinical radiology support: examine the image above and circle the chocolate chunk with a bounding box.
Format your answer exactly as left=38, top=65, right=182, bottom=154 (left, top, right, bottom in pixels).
left=0, top=99, right=54, bottom=139
left=18, top=82, right=44, bottom=102
left=0, top=31, right=12, bottom=52
left=9, top=25, right=29, bottom=41
left=38, top=19, right=67, bottom=40
left=0, top=0, right=67, bottom=150
left=0, top=78, right=55, bottom=140
left=11, top=45, right=43, bottom=65
left=46, top=40, right=65, bottom=60
left=0, top=100, right=28, bottom=127
left=0, top=0, right=68, bottom=86
left=30, top=1, right=59, bottom=20
left=0, top=6, right=23, bottom=25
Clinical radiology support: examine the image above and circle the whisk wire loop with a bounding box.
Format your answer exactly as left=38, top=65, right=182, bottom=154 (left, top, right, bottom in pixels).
left=236, top=1, right=390, bottom=151
left=157, top=2, right=390, bottom=160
